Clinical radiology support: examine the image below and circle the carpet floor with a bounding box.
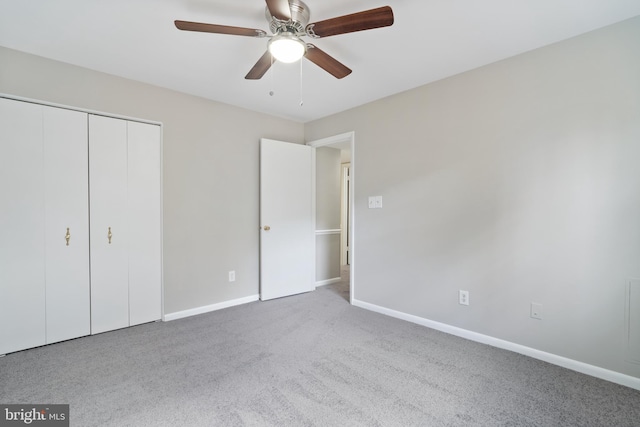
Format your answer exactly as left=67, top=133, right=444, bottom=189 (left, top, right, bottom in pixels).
left=1, top=272, right=639, bottom=426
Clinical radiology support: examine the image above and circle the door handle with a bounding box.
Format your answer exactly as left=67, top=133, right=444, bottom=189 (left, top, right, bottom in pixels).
left=263, top=225, right=271, bottom=231
left=65, top=227, right=71, bottom=246
left=108, top=227, right=112, bottom=244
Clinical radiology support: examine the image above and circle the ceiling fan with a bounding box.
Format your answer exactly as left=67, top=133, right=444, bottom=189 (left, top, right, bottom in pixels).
left=175, top=0, right=394, bottom=80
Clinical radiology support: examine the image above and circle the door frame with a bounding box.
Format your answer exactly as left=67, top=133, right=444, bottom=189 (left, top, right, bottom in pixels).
left=307, top=132, right=355, bottom=305
left=340, top=163, right=350, bottom=266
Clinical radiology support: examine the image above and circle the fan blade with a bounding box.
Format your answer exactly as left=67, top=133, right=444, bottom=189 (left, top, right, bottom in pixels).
left=304, top=44, right=352, bottom=79
left=245, top=51, right=274, bottom=80
left=305, top=6, right=394, bottom=38
left=265, top=0, right=291, bottom=21
left=175, top=20, right=267, bottom=37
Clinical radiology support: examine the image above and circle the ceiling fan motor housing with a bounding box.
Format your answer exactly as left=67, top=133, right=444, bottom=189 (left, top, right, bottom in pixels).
left=266, top=0, right=310, bottom=35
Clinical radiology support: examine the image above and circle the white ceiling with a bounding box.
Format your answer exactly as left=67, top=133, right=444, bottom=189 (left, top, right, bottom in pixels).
left=1, top=1, right=639, bottom=123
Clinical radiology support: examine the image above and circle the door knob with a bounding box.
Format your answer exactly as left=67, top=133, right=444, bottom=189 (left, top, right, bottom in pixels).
left=263, top=225, right=271, bottom=231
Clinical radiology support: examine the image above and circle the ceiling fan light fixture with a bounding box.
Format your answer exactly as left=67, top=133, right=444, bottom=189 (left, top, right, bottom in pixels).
left=268, top=33, right=306, bottom=63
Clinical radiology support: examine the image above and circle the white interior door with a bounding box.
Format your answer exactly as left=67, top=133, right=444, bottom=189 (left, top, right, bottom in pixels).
left=127, top=121, right=162, bottom=326
left=0, top=98, right=46, bottom=355
left=44, top=106, right=90, bottom=344
left=260, top=139, right=315, bottom=301
left=89, top=115, right=129, bottom=334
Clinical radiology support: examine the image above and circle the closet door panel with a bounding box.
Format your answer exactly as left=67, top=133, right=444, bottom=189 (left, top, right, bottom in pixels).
left=89, top=115, right=129, bottom=334
left=44, top=107, right=90, bottom=344
left=127, top=121, right=162, bottom=325
left=0, top=98, right=46, bottom=354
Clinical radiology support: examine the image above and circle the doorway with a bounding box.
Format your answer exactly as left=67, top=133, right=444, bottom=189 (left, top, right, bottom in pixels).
left=308, top=132, right=355, bottom=304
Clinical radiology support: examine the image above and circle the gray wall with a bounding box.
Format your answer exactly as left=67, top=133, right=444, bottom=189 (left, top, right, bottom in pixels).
left=0, top=46, right=304, bottom=315
left=315, top=147, right=341, bottom=281
left=305, top=17, right=640, bottom=378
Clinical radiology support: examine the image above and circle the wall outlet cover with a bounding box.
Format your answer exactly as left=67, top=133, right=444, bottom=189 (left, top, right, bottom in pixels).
left=459, top=290, right=469, bottom=306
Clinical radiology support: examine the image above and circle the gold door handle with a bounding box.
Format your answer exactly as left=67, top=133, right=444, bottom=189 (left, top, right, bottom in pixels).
left=65, top=227, right=71, bottom=246
left=108, top=227, right=112, bottom=244
left=263, top=225, right=271, bottom=231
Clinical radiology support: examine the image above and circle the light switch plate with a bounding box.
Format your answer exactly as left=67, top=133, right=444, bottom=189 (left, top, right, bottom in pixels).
left=375, top=196, right=383, bottom=208
left=368, top=196, right=376, bottom=209
left=531, top=302, right=542, bottom=320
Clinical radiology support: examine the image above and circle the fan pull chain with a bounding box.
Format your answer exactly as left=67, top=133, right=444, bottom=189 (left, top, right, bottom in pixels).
left=299, top=58, right=304, bottom=107
left=269, top=54, right=275, bottom=97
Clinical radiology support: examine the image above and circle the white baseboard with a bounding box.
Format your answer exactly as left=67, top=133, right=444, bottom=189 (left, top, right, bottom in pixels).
left=353, top=298, right=640, bottom=391
left=316, top=277, right=342, bottom=287
left=164, top=294, right=259, bottom=322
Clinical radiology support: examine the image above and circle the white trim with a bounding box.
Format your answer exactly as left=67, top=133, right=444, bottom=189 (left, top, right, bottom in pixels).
left=316, top=229, right=341, bottom=235
left=353, top=299, right=640, bottom=391
left=307, top=132, right=354, bottom=148
left=0, top=93, right=162, bottom=126
left=350, top=134, right=355, bottom=305
left=310, top=146, right=317, bottom=292
left=340, top=163, right=350, bottom=266
left=159, top=118, right=165, bottom=323
left=164, top=295, right=259, bottom=322
left=315, top=277, right=341, bottom=287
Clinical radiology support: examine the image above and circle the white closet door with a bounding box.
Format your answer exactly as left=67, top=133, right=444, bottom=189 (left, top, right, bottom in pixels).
left=89, top=115, right=129, bottom=334
left=44, top=106, right=90, bottom=344
left=127, top=121, right=162, bottom=326
left=0, top=98, right=46, bottom=354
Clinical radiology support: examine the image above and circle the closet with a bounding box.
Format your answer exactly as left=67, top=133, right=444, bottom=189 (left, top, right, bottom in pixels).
left=0, top=96, right=162, bottom=355
left=0, top=98, right=90, bottom=354
left=89, top=115, right=162, bottom=334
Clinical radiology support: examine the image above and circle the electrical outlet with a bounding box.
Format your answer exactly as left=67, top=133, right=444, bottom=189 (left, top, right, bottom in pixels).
left=228, top=270, right=236, bottom=282
left=531, top=302, right=542, bottom=320
left=459, top=290, right=469, bottom=306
